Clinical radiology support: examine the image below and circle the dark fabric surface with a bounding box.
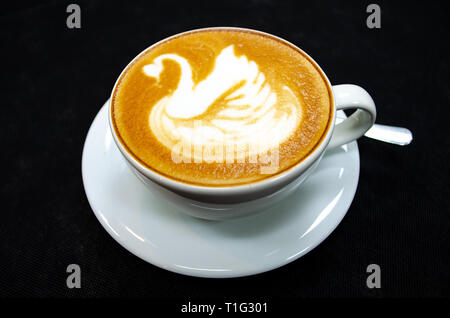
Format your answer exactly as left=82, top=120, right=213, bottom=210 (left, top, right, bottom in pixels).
left=0, top=0, right=449, bottom=298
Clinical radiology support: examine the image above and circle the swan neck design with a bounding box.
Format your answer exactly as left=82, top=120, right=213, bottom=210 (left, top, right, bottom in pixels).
left=160, top=54, right=194, bottom=90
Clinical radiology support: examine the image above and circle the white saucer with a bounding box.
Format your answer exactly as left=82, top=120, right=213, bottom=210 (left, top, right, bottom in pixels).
left=82, top=100, right=360, bottom=278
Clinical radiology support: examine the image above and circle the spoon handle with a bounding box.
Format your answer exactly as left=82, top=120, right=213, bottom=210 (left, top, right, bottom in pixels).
left=363, top=123, right=413, bottom=145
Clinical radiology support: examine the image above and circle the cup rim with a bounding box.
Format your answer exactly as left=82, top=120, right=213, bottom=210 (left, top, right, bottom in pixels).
left=108, top=26, right=336, bottom=196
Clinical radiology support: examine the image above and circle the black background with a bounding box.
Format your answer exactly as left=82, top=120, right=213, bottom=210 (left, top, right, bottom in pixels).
left=1, top=0, right=449, bottom=301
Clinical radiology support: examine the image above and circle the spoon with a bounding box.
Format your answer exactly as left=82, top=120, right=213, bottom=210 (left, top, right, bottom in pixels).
left=363, top=123, right=413, bottom=145
left=336, top=115, right=413, bottom=146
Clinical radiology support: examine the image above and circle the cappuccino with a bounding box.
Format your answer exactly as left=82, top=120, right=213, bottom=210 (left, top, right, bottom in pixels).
left=111, top=28, right=332, bottom=186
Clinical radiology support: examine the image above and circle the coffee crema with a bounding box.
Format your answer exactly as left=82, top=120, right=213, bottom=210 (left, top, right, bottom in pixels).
left=112, top=28, right=332, bottom=186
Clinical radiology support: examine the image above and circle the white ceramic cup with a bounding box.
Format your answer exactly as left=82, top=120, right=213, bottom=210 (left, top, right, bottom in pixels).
left=108, top=27, right=376, bottom=220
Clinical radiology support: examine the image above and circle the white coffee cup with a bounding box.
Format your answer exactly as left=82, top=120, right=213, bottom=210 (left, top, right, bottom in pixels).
left=108, top=27, right=376, bottom=220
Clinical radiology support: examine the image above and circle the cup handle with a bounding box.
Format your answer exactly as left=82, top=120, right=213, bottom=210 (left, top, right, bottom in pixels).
left=328, top=84, right=377, bottom=149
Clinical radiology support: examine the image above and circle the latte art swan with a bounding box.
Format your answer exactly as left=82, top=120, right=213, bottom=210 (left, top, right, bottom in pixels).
left=143, top=45, right=302, bottom=163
